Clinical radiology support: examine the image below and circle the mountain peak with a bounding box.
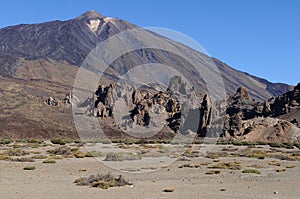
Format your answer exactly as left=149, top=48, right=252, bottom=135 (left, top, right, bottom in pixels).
left=77, top=10, right=104, bottom=20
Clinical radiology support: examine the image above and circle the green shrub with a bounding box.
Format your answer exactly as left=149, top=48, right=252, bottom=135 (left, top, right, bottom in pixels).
left=242, top=169, right=261, bottom=174
left=101, top=139, right=112, bottom=144
left=23, top=166, right=36, bottom=170
left=74, top=151, right=85, bottom=158
left=4, top=148, right=30, bottom=156
left=51, top=138, right=66, bottom=145
left=0, top=138, right=13, bottom=145
left=12, top=157, right=34, bottom=162
left=42, top=159, right=56, bottom=164
left=47, top=146, right=72, bottom=157
left=208, top=161, right=242, bottom=170
left=31, top=155, right=48, bottom=159
left=0, top=155, right=12, bottom=161
left=268, top=142, right=283, bottom=148
left=85, top=151, right=103, bottom=157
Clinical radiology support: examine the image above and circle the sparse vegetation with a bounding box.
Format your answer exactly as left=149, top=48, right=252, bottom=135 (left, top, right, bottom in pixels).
left=205, top=170, right=221, bottom=175
left=0, top=155, right=12, bottom=161
left=0, top=138, right=13, bottom=145
left=12, top=157, right=34, bottom=162
left=247, top=164, right=265, bottom=169
left=242, top=169, right=261, bottom=175
left=104, top=152, right=141, bottom=161
left=286, top=165, right=296, bottom=169
left=74, top=151, right=85, bottom=158
left=42, top=159, right=56, bottom=164
left=31, top=155, right=48, bottom=159
left=74, top=173, right=131, bottom=189
left=47, top=146, right=72, bottom=157
left=276, top=168, right=286, bottom=172
left=269, top=161, right=281, bottom=166
left=50, top=138, right=66, bottom=145
left=84, top=151, right=103, bottom=157
left=23, top=166, right=36, bottom=170
left=3, top=148, right=30, bottom=156
left=101, top=139, right=112, bottom=144
left=208, top=162, right=242, bottom=170
left=178, top=163, right=201, bottom=168
left=104, top=152, right=122, bottom=161
left=235, top=148, right=268, bottom=159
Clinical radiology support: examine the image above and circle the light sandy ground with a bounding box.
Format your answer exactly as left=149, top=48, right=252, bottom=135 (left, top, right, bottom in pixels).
left=0, top=143, right=300, bottom=199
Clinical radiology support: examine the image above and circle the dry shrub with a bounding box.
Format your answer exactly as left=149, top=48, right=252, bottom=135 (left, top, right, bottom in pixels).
left=104, top=152, right=141, bottom=161
left=3, top=148, right=30, bottom=156
left=31, top=155, right=48, bottom=159
left=74, top=173, right=132, bottom=189
left=178, top=163, right=201, bottom=168
left=205, top=170, right=221, bottom=175
left=242, top=169, right=261, bottom=175
left=42, top=159, right=56, bottom=164
left=47, top=146, right=72, bottom=157
left=12, top=157, right=34, bottom=162
left=268, top=161, right=281, bottom=166
left=208, top=161, right=242, bottom=170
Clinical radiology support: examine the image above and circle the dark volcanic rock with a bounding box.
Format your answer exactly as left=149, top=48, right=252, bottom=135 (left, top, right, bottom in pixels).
left=222, top=85, right=300, bottom=141
left=271, top=83, right=300, bottom=116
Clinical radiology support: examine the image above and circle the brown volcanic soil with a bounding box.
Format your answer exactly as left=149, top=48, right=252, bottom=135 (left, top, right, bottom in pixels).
left=0, top=59, right=78, bottom=138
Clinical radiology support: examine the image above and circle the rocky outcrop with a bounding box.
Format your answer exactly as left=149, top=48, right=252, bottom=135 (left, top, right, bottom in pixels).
left=92, top=81, right=186, bottom=134
left=222, top=84, right=300, bottom=141
left=89, top=75, right=227, bottom=138
left=241, top=118, right=300, bottom=142
left=270, top=83, right=300, bottom=116
left=46, top=92, right=77, bottom=107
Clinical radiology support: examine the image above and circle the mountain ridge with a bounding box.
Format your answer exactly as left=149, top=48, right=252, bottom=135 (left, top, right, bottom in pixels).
left=0, top=11, right=292, bottom=101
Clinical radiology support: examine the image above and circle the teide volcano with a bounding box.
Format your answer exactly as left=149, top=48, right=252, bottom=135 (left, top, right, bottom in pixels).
left=0, top=11, right=295, bottom=139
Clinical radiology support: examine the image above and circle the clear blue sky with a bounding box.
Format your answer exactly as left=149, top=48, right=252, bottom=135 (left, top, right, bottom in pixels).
left=0, top=0, right=299, bottom=85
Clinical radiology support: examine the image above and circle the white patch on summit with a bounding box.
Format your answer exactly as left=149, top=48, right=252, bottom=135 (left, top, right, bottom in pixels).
left=104, top=17, right=114, bottom=23
left=87, top=19, right=101, bottom=32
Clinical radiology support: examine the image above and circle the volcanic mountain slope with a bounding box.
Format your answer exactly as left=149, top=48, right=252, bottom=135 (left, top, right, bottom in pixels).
left=0, top=11, right=295, bottom=138
left=0, top=11, right=292, bottom=98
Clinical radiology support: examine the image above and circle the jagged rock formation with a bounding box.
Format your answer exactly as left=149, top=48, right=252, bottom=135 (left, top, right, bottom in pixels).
left=87, top=77, right=221, bottom=138
left=91, top=77, right=203, bottom=135
left=222, top=85, right=300, bottom=141
left=46, top=92, right=77, bottom=107
left=83, top=80, right=300, bottom=142
left=270, top=83, right=300, bottom=116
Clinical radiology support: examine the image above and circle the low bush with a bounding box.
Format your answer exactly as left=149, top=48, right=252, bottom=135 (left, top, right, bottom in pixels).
left=208, top=161, right=242, bottom=170
left=51, top=138, right=66, bottom=145
left=0, top=138, right=13, bottom=145
left=74, top=173, right=131, bottom=189
left=31, top=155, right=48, bottom=159
left=4, top=148, right=30, bottom=156
left=42, top=159, right=56, bottom=164
left=23, top=166, right=36, bottom=170
left=242, top=169, right=261, bottom=175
